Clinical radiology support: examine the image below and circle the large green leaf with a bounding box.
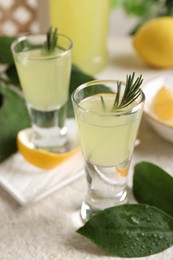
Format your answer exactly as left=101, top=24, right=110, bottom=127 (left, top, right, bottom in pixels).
left=77, top=204, right=173, bottom=257
left=67, top=65, right=94, bottom=117
left=0, top=86, right=30, bottom=162
left=0, top=36, right=15, bottom=64
left=133, top=161, right=173, bottom=217
left=0, top=93, right=3, bottom=107
left=6, top=64, right=20, bottom=87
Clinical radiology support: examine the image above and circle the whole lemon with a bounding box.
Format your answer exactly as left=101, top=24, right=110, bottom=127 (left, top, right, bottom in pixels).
left=133, top=17, right=173, bottom=68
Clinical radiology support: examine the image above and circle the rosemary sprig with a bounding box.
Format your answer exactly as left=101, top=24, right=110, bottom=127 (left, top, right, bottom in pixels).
left=100, top=96, right=106, bottom=111
left=45, top=27, right=58, bottom=52
left=111, top=81, right=122, bottom=110
left=111, top=72, right=143, bottom=111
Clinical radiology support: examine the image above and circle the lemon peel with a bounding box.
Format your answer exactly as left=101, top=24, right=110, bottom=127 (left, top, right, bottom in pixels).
left=17, top=128, right=80, bottom=170
left=133, top=17, right=173, bottom=68
left=116, top=165, right=128, bottom=177
left=151, top=86, right=173, bottom=125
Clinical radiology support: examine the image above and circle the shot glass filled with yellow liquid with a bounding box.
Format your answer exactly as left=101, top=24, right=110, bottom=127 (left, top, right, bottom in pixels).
left=72, top=78, right=145, bottom=221
left=11, top=32, right=73, bottom=152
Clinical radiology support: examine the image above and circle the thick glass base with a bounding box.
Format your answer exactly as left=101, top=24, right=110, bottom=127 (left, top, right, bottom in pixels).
left=81, top=190, right=128, bottom=222
left=81, top=159, right=129, bottom=222
left=32, top=124, right=69, bottom=153
left=27, top=103, right=69, bottom=153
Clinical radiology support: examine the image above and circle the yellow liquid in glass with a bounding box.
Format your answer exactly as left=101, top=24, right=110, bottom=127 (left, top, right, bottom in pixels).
left=76, top=95, right=141, bottom=167
left=49, top=0, right=110, bottom=75
left=15, top=48, right=71, bottom=111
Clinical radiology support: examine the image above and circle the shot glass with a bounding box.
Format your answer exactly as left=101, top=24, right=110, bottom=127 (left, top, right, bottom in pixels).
left=11, top=33, right=73, bottom=153
left=72, top=80, right=145, bottom=221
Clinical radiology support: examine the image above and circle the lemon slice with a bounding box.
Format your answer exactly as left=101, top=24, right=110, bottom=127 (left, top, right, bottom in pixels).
left=17, top=128, right=80, bottom=170
left=151, top=86, right=173, bottom=123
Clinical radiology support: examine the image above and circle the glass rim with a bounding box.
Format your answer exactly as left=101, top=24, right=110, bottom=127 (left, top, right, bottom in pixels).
left=72, top=79, right=145, bottom=116
left=11, top=32, right=73, bottom=61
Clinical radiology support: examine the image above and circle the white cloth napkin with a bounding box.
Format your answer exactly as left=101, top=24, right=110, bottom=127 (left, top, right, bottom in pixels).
left=0, top=151, right=84, bottom=206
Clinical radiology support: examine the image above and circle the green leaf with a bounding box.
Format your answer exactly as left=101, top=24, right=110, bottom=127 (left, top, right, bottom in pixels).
left=6, top=64, right=20, bottom=86
left=123, top=0, right=167, bottom=17
left=67, top=65, right=94, bottom=117
left=133, top=161, right=173, bottom=217
left=121, top=0, right=173, bottom=35
left=0, top=36, right=15, bottom=64
left=77, top=204, right=173, bottom=257
left=0, top=86, right=30, bottom=162
left=0, top=93, right=3, bottom=107
left=110, top=0, right=124, bottom=9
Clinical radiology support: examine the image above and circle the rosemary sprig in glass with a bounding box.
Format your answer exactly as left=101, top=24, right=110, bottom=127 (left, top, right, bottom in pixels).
left=100, top=72, right=143, bottom=112
left=44, top=27, right=58, bottom=52
left=100, top=95, right=106, bottom=112
left=119, top=72, right=143, bottom=108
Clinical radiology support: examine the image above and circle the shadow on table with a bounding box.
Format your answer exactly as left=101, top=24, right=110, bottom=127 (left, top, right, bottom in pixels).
left=111, top=53, right=151, bottom=71
left=0, top=186, right=21, bottom=210
left=66, top=231, right=107, bottom=257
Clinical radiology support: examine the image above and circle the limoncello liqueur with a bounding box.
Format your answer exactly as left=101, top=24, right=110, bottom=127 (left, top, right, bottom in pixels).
left=76, top=94, right=141, bottom=167
left=49, top=0, right=110, bottom=74
left=15, top=48, right=71, bottom=111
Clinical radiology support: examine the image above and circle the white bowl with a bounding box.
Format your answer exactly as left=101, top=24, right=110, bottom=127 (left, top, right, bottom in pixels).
left=142, top=73, right=173, bottom=144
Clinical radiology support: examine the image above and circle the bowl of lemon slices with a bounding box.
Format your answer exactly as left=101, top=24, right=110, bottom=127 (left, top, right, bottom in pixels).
left=143, top=74, right=173, bottom=143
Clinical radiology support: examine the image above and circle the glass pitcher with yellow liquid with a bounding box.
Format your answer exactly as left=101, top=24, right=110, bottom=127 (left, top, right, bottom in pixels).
left=49, top=0, right=110, bottom=75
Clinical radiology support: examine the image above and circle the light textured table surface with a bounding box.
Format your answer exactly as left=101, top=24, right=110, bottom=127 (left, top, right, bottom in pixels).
left=0, top=37, right=173, bottom=260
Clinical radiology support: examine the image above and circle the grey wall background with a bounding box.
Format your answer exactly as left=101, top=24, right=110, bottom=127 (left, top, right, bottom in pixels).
left=109, top=7, right=138, bottom=36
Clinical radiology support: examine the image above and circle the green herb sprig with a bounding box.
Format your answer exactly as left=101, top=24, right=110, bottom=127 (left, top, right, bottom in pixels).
left=112, top=72, right=143, bottom=111
left=100, top=95, right=106, bottom=112
left=100, top=72, right=143, bottom=112
left=45, top=27, right=58, bottom=52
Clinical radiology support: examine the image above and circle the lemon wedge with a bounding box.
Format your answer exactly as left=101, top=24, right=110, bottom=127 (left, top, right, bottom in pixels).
left=151, top=86, right=173, bottom=124
left=17, top=128, right=80, bottom=170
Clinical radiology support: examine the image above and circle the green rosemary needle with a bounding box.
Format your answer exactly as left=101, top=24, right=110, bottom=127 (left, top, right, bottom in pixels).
left=45, top=27, right=58, bottom=52
left=100, top=95, right=106, bottom=112
left=99, top=73, right=143, bottom=112
left=111, top=81, right=122, bottom=110
left=111, top=72, right=143, bottom=111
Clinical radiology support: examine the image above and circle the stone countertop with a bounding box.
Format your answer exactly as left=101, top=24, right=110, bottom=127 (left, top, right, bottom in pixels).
left=0, top=37, right=173, bottom=260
